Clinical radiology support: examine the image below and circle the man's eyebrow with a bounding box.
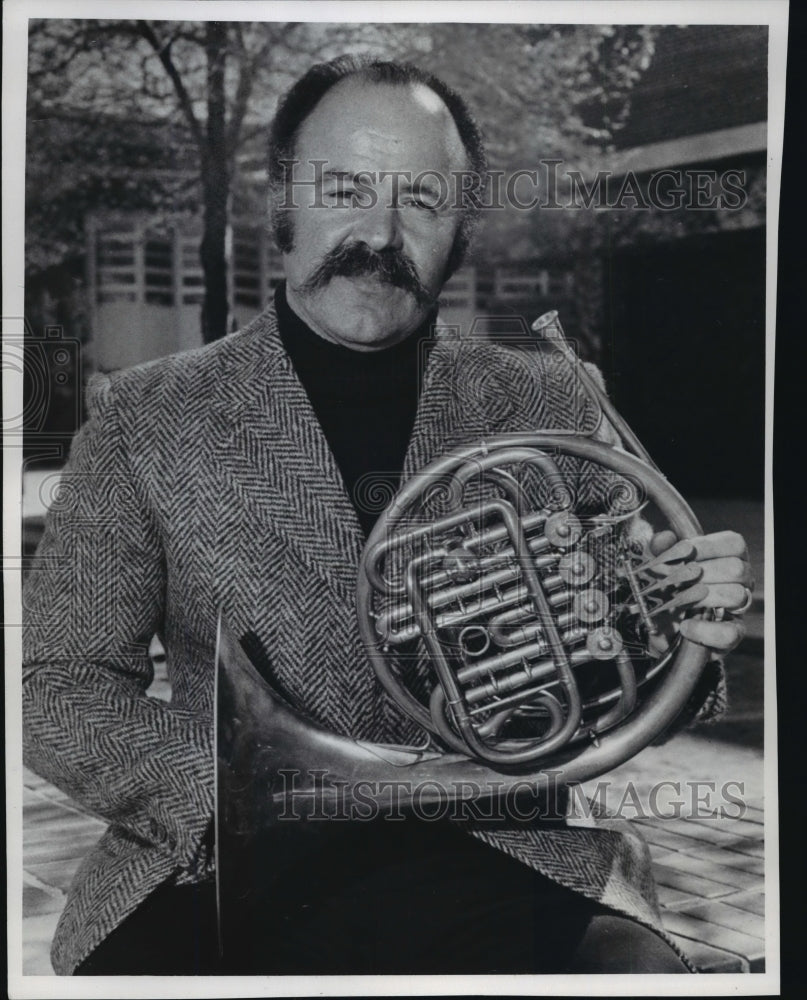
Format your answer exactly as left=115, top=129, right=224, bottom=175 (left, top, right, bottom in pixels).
left=321, top=168, right=360, bottom=183
left=319, top=169, right=444, bottom=201
left=320, top=169, right=439, bottom=186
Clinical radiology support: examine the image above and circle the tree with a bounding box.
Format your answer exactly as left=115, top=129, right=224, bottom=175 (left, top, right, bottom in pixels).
left=27, top=19, right=414, bottom=341
left=28, top=19, right=283, bottom=341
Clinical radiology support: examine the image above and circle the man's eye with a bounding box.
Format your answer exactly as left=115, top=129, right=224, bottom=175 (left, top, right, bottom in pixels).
left=328, top=188, right=356, bottom=204
left=401, top=194, right=437, bottom=212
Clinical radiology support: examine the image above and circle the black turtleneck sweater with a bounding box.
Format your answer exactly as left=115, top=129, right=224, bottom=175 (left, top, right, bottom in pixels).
left=275, top=283, right=434, bottom=538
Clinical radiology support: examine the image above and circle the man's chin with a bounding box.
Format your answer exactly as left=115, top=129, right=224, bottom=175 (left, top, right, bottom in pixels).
left=308, top=279, right=427, bottom=349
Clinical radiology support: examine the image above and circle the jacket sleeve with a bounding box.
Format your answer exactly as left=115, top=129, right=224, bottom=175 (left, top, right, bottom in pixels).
left=22, top=373, right=214, bottom=871
left=583, top=362, right=728, bottom=733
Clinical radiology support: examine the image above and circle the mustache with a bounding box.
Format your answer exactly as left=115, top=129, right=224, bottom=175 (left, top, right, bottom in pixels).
left=296, top=242, right=437, bottom=309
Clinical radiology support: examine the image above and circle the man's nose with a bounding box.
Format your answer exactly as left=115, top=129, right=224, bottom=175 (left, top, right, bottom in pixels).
left=353, top=201, right=404, bottom=252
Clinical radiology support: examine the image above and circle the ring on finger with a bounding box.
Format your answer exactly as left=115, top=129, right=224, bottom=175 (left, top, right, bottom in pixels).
left=732, top=586, right=754, bottom=616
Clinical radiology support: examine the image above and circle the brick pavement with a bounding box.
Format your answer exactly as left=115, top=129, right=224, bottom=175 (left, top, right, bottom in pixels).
left=579, top=734, right=766, bottom=972
left=22, top=771, right=106, bottom=975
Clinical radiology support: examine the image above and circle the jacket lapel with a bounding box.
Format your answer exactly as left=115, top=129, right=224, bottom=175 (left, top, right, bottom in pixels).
left=210, top=307, right=365, bottom=611
left=401, top=332, right=500, bottom=482
left=401, top=330, right=604, bottom=484
left=208, top=315, right=538, bottom=630
left=401, top=338, right=449, bottom=482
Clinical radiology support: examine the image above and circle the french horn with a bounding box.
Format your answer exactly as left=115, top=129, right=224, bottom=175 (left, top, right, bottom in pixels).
left=354, top=310, right=711, bottom=775
left=216, top=310, right=713, bottom=838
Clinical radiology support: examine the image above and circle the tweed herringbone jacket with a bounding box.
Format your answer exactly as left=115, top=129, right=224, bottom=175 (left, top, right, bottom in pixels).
left=23, top=304, right=723, bottom=974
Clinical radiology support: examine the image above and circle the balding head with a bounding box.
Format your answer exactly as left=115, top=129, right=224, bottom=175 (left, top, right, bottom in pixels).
left=269, top=56, right=487, bottom=276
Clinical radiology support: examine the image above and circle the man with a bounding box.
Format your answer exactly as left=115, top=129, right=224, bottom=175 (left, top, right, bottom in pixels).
left=23, top=56, right=752, bottom=975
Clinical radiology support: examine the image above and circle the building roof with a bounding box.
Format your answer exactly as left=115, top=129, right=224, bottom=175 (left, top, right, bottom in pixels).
left=611, top=25, right=767, bottom=149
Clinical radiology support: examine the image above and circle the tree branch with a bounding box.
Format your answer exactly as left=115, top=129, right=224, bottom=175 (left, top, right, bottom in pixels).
left=135, top=20, right=205, bottom=150
left=225, top=58, right=257, bottom=152
left=225, top=24, right=288, bottom=152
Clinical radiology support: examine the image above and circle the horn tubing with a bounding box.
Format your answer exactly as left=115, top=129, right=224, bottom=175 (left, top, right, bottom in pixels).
left=446, top=446, right=569, bottom=510
left=356, top=432, right=707, bottom=763
left=405, top=496, right=583, bottom=765
left=376, top=558, right=569, bottom=644
left=533, top=311, right=660, bottom=470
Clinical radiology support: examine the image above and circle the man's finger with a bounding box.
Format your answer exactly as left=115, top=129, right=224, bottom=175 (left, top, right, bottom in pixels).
left=696, top=557, right=754, bottom=587
left=647, top=530, right=747, bottom=565
left=693, top=583, right=750, bottom=611
left=649, top=530, right=678, bottom=556
left=680, top=618, right=746, bottom=652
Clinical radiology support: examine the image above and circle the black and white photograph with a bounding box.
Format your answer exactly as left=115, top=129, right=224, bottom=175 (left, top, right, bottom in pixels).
left=4, top=0, right=785, bottom=994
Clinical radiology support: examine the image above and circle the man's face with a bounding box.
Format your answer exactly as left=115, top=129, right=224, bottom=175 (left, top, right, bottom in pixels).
left=281, top=78, right=468, bottom=351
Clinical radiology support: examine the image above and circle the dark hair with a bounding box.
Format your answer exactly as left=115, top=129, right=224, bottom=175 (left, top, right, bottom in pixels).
left=268, top=55, right=488, bottom=277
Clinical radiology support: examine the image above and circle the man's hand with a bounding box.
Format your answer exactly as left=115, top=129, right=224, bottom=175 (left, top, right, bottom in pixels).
left=648, top=529, right=753, bottom=653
